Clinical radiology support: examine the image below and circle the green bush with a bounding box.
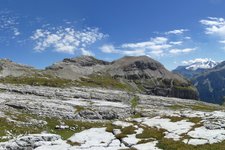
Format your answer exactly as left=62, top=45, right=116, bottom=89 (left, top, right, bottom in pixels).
left=130, top=96, right=139, bottom=114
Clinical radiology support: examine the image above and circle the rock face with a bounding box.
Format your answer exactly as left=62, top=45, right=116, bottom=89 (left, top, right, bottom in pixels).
left=193, top=61, right=225, bottom=104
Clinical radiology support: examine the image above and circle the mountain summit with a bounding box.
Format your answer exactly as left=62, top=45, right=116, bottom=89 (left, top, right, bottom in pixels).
left=173, top=58, right=218, bottom=79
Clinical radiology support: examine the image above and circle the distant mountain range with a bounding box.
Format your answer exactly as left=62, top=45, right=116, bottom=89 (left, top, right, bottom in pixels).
left=173, top=59, right=219, bottom=79
left=2, top=55, right=225, bottom=104
left=0, top=56, right=198, bottom=100
left=173, top=59, right=225, bottom=104
left=193, top=61, right=225, bottom=104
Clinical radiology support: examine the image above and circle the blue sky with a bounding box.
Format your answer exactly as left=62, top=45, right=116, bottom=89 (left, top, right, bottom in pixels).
left=1, top=0, right=225, bottom=70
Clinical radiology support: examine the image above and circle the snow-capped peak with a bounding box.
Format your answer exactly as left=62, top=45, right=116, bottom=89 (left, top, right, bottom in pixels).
left=182, top=58, right=218, bottom=71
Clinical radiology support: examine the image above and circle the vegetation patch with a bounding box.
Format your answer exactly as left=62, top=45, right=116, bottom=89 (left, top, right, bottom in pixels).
left=157, top=138, right=225, bottom=150
left=0, top=88, right=6, bottom=93
left=0, top=110, right=108, bottom=140
left=121, top=126, right=137, bottom=135
left=174, top=86, right=196, bottom=92
left=165, top=116, right=185, bottom=122
left=168, top=103, right=221, bottom=112
left=168, top=104, right=186, bottom=110
left=105, top=124, right=121, bottom=133
left=189, top=104, right=220, bottom=112
left=137, top=139, right=154, bottom=144
left=131, top=113, right=142, bottom=118
left=67, top=140, right=81, bottom=146
left=136, top=126, right=165, bottom=140
left=0, top=76, right=72, bottom=87
left=74, top=105, right=85, bottom=113
left=77, top=75, right=134, bottom=91
left=113, top=125, right=137, bottom=140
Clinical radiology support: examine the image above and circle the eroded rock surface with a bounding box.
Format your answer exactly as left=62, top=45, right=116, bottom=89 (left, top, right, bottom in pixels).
left=0, top=83, right=224, bottom=149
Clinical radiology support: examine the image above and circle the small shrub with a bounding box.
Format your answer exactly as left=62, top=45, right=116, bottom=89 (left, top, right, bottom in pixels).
left=130, top=96, right=139, bottom=114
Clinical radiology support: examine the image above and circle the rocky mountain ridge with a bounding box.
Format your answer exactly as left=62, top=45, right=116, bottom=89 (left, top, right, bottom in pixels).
left=193, top=61, right=225, bottom=104
left=0, top=55, right=198, bottom=100
left=173, top=59, right=218, bottom=79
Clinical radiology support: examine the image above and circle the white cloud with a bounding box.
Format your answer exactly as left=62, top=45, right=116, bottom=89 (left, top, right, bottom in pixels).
left=13, top=28, right=20, bottom=36
left=99, top=44, right=145, bottom=56
left=100, top=36, right=195, bottom=57
left=200, top=17, right=225, bottom=37
left=100, top=44, right=118, bottom=53
left=184, top=36, right=191, bottom=40
left=169, top=48, right=196, bottom=54
left=122, top=49, right=145, bottom=56
left=170, top=41, right=183, bottom=45
left=165, top=29, right=188, bottom=35
left=100, top=37, right=172, bottom=57
left=31, top=27, right=105, bottom=54
left=80, top=48, right=94, bottom=56
left=219, top=40, right=225, bottom=44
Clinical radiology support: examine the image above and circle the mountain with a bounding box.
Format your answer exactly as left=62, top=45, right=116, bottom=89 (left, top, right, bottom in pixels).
left=45, top=56, right=109, bottom=80
left=0, top=59, right=38, bottom=78
left=0, top=55, right=198, bottom=100
left=173, top=59, right=218, bottom=79
left=193, top=61, right=225, bottom=104
left=46, top=55, right=198, bottom=100
left=104, top=56, right=198, bottom=99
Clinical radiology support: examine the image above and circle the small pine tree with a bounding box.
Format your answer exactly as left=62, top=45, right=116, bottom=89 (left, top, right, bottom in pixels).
left=130, top=96, right=139, bottom=114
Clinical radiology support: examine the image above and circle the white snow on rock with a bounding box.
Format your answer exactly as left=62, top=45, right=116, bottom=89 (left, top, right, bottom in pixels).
left=187, top=126, right=225, bottom=144
left=187, top=139, right=209, bottom=146
left=68, top=128, right=122, bottom=149
left=112, top=120, right=133, bottom=128
left=183, top=58, right=218, bottom=70
left=122, top=128, right=143, bottom=146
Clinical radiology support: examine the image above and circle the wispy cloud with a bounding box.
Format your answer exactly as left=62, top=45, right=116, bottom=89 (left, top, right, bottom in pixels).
left=219, top=40, right=225, bottom=44
left=0, top=11, right=17, bottom=29
left=31, top=27, right=105, bottom=55
left=99, top=44, right=145, bottom=56
left=100, top=36, right=195, bottom=57
left=169, top=48, right=197, bottom=55
left=200, top=17, right=225, bottom=37
left=165, top=29, right=188, bottom=35
left=0, top=10, right=20, bottom=39
left=169, top=41, right=183, bottom=45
